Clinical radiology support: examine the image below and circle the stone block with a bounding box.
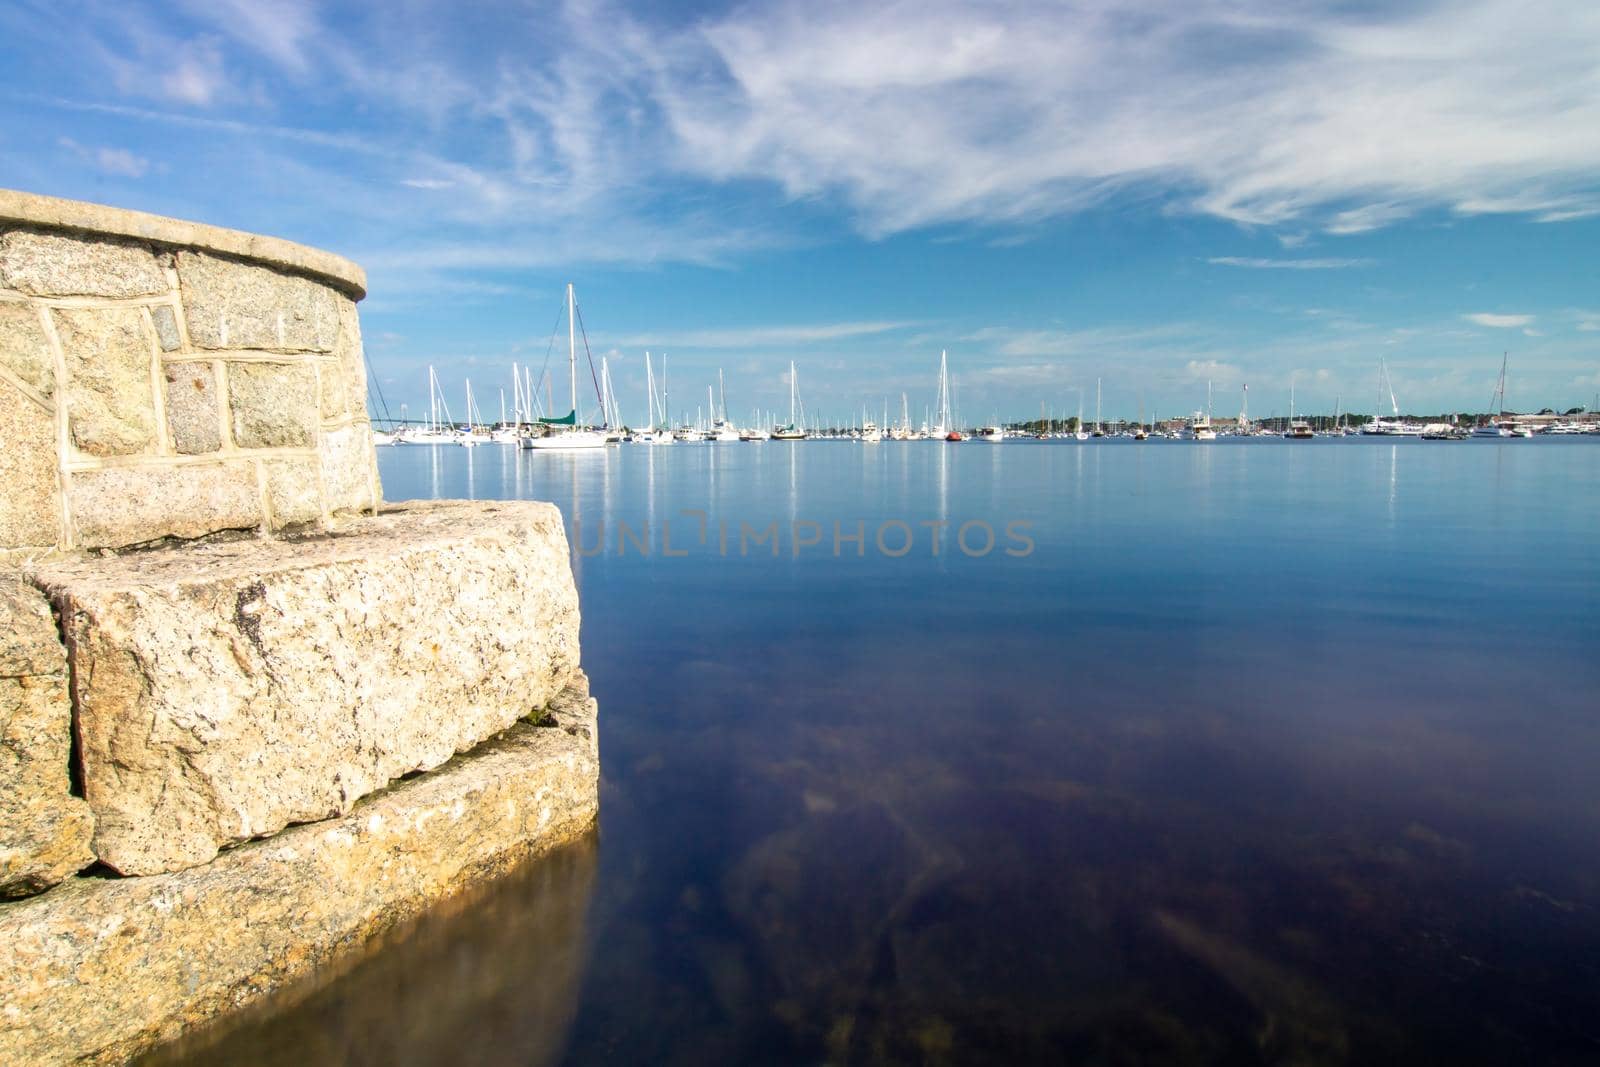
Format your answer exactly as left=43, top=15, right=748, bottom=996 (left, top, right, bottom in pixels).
left=150, top=304, right=182, bottom=351
left=261, top=456, right=322, bottom=526
left=177, top=251, right=338, bottom=352
left=1, top=577, right=96, bottom=898
left=54, top=306, right=156, bottom=457
left=0, top=715, right=598, bottom=1065
left=0, top=299, right=53, bottom=400
left=70, top=462, right=262, bottom=548
left=34, top=500, right=583, bottom=875
left=163, top=361, right=221, bottom=454
left=320, top=422, right=378, bottom=514
left=227, top=359, right=317, bottom=448
left=0, top=227, right=166, bottom=299
left=0, top=377, right=58, bottom=548
left=334, top=294, right=368, bottom=402
left=319, top=358, right=348, bottom=419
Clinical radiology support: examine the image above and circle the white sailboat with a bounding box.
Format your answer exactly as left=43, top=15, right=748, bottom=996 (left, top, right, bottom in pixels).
left=1092, top=378, right=1105, bottom=437
left=1360, top=358, right=1423, bottom=436
left=1074, top=389, right=1088, bottom=440
left=711, top=372, right=741, bottom=441
left=1472, top=353, right=1525, bottom=437
left=772, top=361, right=806, bottom=439
left=526, top=283, right=606, bottom=450
left=399, top=366, right=455, bottom=444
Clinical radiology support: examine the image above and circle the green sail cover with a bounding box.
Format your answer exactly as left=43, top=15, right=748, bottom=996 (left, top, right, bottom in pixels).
left=538, top=409, right=577, bottom=426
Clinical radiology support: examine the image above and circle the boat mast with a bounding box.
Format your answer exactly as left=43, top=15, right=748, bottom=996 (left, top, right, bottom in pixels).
left=1096, top=377, right=1102, bottom=433
left=566, top=283, right=577, bottom=423
left=645, top=352, right=655, bottom=429
left=790, top=360, right=797, bottom=427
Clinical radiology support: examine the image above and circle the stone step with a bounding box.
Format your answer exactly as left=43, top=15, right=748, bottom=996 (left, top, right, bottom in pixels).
left=30, top=499, right=583, bottom=876
left=0, top=713, right=598, bottom=1066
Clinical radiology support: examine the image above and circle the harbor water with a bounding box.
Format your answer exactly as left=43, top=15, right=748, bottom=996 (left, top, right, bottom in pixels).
left=150, top=438, right=1600, bottom=1065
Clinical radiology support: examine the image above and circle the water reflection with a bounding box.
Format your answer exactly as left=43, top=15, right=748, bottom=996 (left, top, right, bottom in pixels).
left=141, top=833, right=600, bottom=1067
left=333, top=441, right=1600, bottom=1064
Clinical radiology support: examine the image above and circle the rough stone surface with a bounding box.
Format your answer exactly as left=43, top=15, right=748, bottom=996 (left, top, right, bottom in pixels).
left=0, top=298, right=53, bottom=400
left=261, top=457, right=323, bottom=526
left=0, top=227, right=166, bottom=299
left=33, top=500, right=582, bottom=875
left=150, top=303, right=182, bottom=351
left=70, top=462, right=261, bottom=548
left=318, top=357, right=347, bottom=419
left=163, top=361, right=221, bottom=454
left=0, top=378, right=58, bottom=548
left=227, top=359, right=317, bottom=448
left=320, top=421, right=376, bottom=514
left=0, top=577, right=96, bottom=898
left=54, top=306, right=156, bottom=457
left=177, top=250, right=339, bottom=351
left=334, top=293, right=367, bottom=403
left=0, top=713, right=599, bottom=1066
left=0, top=189, right=366, bottom=299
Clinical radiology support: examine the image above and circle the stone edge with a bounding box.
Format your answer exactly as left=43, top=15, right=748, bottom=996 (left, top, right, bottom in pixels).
left=0, top=188, right=366, bottom=300
left=0, top=717, right=599, bottom=1066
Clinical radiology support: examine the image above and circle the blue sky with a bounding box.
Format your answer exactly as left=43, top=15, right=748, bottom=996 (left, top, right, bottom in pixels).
left=3, top=0, right=1598, bottom=423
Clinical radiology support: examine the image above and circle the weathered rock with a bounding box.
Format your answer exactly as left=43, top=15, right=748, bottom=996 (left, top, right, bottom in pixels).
left=0, top=377, right=58, bottom=548
left=334, top=292, right=367, bottom=400
left=0, top=227, right=166, bottom=299
left=0, top=298, right=53, bottom=400
left=162, top=360, right=221, bottom=454
left=33, top=500, right=582, bottom=875
left=319, top=421, right=377, bottom=514
left=0, top=715, right=599, bottom=1066
left=70, top=462, right=262, bottom=547
left=150, top=303, right=182, bottom=351
left=318, top=357, right=348, bottom=419
left=261, top=456, right=323, bottom=526
left=177, top=250, right=339, bottom=351
left=227, top=359, right=317, bottom=448
left=53, top=306, right=156, bottom=457
left=0, top=577, right=96, bottom=898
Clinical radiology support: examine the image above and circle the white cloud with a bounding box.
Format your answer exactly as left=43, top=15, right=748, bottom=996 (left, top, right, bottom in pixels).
left=94, top=147, right=149, bottom=177
left=613, top=321, right=914, bottom=349
left=1464, top=312, right=1533, bottom=328
left=648, top=0, right=1600, bottom=236
left=57, top=137, right=149, bottom=178
left=1208, top=257, right=1374, bottom=270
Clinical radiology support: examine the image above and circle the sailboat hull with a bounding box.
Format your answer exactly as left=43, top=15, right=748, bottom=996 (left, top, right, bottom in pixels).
left=525, top=431, right=607, bottom=450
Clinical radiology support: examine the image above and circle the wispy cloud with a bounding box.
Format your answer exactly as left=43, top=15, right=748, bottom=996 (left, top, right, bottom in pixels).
left=1464, top=312, right=1533, bottom=328
left=58, top=137, right=149, bottom=178
left=1208, top=256, right=1374, bottom=270
left=613, top=321, right=915, bottom=349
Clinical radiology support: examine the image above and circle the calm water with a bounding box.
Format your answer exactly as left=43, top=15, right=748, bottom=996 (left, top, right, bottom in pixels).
left=151, top=438, right=1600, bottom=1066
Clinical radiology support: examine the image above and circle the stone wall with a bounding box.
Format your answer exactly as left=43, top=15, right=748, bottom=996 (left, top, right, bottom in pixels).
left=0, top=193, right=600, bottom=1064
left=0, top=189, right=379, bottom=550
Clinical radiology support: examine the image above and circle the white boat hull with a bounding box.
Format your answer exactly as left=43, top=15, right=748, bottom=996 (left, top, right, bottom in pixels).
left=525, top=430, right=607, bottom=450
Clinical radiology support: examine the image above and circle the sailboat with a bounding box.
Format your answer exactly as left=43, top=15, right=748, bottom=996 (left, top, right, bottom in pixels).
left=1472, top=353, right=1526, bottom=437
left=1091, top=378, right=1105, bottom=437
left=1073, top=390, right=1088, bottom=440
left=772, top=361, right=806, bottom=439
left=458, top=380, right=489, bottom=445
left=1359, top=358, right=1422, bottom=436
left=1134, top=393, right=1148, bottom=440
left=526, top=284, right=606, bottom=450
left=930, top=350, right=957, bottom=440
left=711, top=372, right=741, bottom=441
left=1284, top=375, right=1313, bottom=438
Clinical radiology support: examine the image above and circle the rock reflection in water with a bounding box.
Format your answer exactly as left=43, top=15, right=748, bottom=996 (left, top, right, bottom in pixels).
left=139, top=832, right=599, bottom=1067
